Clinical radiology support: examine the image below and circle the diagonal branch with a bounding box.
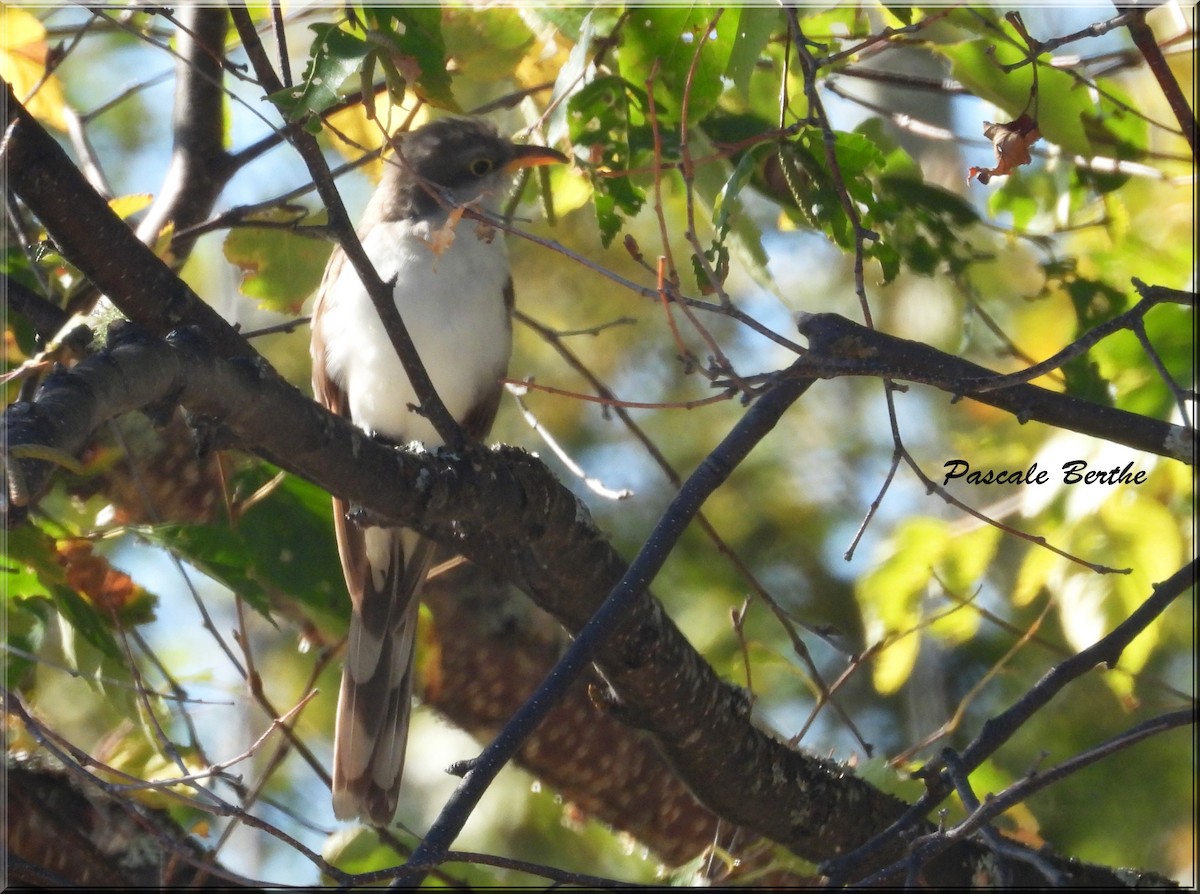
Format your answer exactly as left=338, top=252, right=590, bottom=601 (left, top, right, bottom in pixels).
left=3, top=78, right=254, bottom=361
left=134, top=6, right=234, bottom=260
left=1117, top=4, right=1196, bottom=157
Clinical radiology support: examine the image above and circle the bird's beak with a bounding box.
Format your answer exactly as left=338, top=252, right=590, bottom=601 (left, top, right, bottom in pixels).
left=505, top=143, right=569, bottom=172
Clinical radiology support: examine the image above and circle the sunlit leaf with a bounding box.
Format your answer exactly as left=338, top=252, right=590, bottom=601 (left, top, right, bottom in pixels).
left=567, top=76, right=650, bottom=246
left=1013, top=543, right=1060, bottom=607
left=726, top=8, right=779, bottom=100
left=939, top=37, right=1093, bottom=158
left=222, top=209, right=332, bottom=314
left=873, top=630, right=920, bottom=696
left=859, top=517, right=950, bottom=692
left=3, top=525, right=125, bottom=660
left=360, top=7, right=458, bottom=110
left=0, top=5, right=68, bottom=131
left=270, top=23, right=368, bottom=123
left=325, top=96, right=424, bottom=181
left=148, top=466, right=345, bottom=629
left=621, top=5, right=734, bottom=122
left=108, top=194, right=154, bottom=220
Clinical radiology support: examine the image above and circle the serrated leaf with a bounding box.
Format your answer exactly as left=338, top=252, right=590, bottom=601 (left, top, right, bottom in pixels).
left=567, top=76, right=649, bottom=246
left=362, top=7, right=457, bottom=111
left=270, top=24, right=368, bottom=122
left=223, top=209, right=332, bottom=314
left=777, top=127, right=887, bottom=251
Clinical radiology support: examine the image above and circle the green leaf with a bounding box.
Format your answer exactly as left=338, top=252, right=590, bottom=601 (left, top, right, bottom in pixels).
left=4, top=595, right=47, bottom=689
left=443, top=7, right=535, bottom=94
left=938, top=37, right=1093, bottom=157
left=360, top=7, right=457, bottom=110
left=151, top=524, right=272, bottom=618
left=713, top=142, right=772, bottom=233
left=3, top=525, right=124, bottom=661
left=880, top=177, right=980, bottom=228
left=223, top=209, right=333, bottom=314
left=858, top=517, right=951, bottom=692
left=148, top=466, right=345, bottom=629
left=775, top=127, right=887, bottom=251
left=517, top=5, right=622, bottom=39
left=621, top=5, right=735, bottom=123
left=987, top=165, right=1043, bottom=229
left=688, top=128, right=772, bottom=296
left=270, top=23, right=368, bottom=122
left=567, top=76, right=648, bottom=247
left=872, top=175, right=982, bottom=280
left=545, top=10, right=596, bottom=146
left=726, top=8, right=779, bottom=99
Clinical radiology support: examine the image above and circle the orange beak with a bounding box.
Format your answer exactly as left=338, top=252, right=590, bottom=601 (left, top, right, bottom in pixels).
left=505, top=143, right=569, bottom=172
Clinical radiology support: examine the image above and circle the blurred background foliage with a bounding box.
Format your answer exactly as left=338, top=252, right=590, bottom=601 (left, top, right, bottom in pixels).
left=3, top=1, right=1194, bottom=886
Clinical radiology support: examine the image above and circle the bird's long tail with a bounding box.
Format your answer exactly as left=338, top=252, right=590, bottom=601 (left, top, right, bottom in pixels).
left=332, top=527, right=434, bottom=824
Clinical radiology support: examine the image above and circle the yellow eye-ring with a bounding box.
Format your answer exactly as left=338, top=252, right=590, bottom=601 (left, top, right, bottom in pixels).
left=470, top=158, right=494, bottom=176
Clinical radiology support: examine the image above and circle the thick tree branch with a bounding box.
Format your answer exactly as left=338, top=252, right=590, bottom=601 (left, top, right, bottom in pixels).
left=3, top=78, right=254, bottom=361
left=135, top=6, right=235, bottom=260
left=422, top=566, right=780, bottom=876
left=796, top=312, right=1193, bottom=466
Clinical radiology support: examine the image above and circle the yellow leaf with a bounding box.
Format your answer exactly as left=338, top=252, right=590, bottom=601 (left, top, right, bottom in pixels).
left=859, top=517, right=949, bottom=631
left=108, top=193, right=154, bottom=220
left=873, top=631, right=919, bottom=696
left=0, top=5, right=68, bottom=131
left=545, top=165, right=592, bottom=217
left=1013, top=543, right=1060, bottom=607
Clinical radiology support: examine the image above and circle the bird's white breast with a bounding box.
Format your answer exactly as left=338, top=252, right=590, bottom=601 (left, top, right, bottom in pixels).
left=317, top=216, right=513, bottom=447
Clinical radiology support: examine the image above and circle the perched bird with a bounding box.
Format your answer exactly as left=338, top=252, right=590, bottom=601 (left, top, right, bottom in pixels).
left=310, top=117, right=566, bottom=824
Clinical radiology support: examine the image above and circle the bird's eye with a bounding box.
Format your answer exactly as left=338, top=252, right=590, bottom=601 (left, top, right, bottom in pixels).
left=470, top=158, right=494, bottom=176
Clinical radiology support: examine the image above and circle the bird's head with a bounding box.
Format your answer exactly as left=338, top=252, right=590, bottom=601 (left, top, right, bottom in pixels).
left=375, top=117, right=567, bottom=221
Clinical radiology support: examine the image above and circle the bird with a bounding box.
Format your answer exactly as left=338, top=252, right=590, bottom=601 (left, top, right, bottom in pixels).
left=310, top=117, right=566, bottom=824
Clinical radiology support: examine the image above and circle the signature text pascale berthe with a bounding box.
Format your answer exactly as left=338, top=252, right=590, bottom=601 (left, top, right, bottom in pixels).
left=943, top=460, right=1147, bottom=487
